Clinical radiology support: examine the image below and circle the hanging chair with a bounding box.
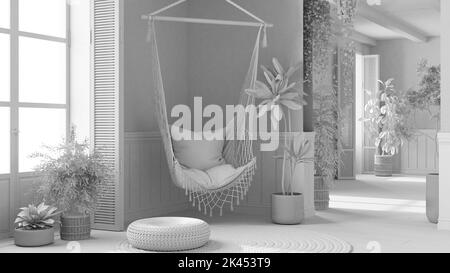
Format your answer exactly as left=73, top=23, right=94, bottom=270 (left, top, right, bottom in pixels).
left=145, top=0, right=271, bottom=216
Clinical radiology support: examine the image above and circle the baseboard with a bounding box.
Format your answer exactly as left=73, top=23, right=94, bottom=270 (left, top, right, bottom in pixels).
left=400, top=170, right=439, bottom=175
left=235, top=205, right=316, bottom=219
left=235, top=205, right=270, bottom=216
left=438, top=219, right=450, bottom=231
left=0, top=232, right=11, bottom=241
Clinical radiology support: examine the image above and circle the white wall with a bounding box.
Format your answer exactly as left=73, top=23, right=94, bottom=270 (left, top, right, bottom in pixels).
left=370, top=37, right=441, bottom=129
left=122, top=0, right=192, bottom=221
left=187, top=0, right=304, bottom=131
left=124, top=0, right=190, bottom=132
left=354, top=41, right=371, bottom=55
left=124, top=0, right=303, bottom=132
left=69, top=0, right=91, bottom=140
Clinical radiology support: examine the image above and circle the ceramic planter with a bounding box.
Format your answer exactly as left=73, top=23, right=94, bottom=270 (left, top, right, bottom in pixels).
left=374, top=155, right=393, bottom=177
left=14, top=227, right=55, bottom=247
left=314, top=176, right=330, bottom=211
left=60, top=214, right=91, bottom=241
left=271, top=193, right=304, bottom=225
left=426, top=173, right=439, bottom=224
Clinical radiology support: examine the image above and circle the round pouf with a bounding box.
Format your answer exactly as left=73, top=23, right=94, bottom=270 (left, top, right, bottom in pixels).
left=126, top=217, right=210, bottom=252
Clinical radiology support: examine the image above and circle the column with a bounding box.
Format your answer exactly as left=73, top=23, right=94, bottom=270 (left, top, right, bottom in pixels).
left=438, top=0, right=450, bottom=230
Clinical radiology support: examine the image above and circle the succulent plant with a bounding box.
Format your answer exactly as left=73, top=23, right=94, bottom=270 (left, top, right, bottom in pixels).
left=15, top=203, right=60, bottom=230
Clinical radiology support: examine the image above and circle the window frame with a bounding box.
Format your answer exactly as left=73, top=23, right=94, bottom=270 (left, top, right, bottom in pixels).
left=0, top=0, right=70, bottom=177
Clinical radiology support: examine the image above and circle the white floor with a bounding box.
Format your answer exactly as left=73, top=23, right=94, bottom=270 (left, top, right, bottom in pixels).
left=1, top=175, right=450, bottom=253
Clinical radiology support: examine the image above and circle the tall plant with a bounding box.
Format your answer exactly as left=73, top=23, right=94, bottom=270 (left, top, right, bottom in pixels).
left=246, top=58, right=307, bottom=195
left=363, top=79, right=413, bottom=156
left=33, top=129, right=112, bottom=215
left=406, top=60, right=441, bottom=164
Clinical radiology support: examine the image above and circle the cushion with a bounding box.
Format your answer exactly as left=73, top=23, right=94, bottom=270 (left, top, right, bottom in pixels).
left=182, top=164, right=247, bottom=190
left=171, top=126, right=225, bottom=170
left=126, top=217, right=210, bottom=252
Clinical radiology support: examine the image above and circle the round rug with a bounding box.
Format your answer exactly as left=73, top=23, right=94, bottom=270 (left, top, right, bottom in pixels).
left=115, top=230, right=352, bottom=253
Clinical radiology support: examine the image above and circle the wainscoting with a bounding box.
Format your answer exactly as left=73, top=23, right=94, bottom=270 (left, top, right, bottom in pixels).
left=124, top=132, right=189, bottom=225
left=0, top=173, right=41, bottom=239
left=124, top=132, right=316, bottom=220
left=237, top=133, right=316, bottom=218
left=401, top=130, right=438, bottom=175
left=0, top=177, right=11, bottom=239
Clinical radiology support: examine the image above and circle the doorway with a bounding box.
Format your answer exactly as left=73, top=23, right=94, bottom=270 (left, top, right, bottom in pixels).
left=354, top=54, right=379, bottom=175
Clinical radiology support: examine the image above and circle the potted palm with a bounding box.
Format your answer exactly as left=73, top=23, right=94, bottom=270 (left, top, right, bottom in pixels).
left=362, top=79, right=413, bottom=177
left=313, top=88, right=341, bottom=210
left=245, top=58, right=308, bottom=225
left=14, top=203, right=60, bottom=247
left=405, top=60, right=441, bottom=223
left=33, top=129, right=111, bottom=241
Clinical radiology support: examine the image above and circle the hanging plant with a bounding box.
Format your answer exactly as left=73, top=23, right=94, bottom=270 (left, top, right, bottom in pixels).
left=335, top=0, right=358, bottom=27
left=304, top=0, right=358, bottom=185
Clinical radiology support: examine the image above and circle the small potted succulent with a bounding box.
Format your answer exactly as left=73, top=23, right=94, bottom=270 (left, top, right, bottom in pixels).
left=14, top=203, right=60, bottom=247
left=405, top=60, right=441, bottom=223
left=33, top=128, right=111, bottom=241
left=245, top=58, right=308, bottom=225
left=362, top=79, right=413, bottom=177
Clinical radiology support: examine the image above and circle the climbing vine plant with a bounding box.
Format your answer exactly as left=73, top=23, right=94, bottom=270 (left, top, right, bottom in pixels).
left=304, top=0, right=358, bottom=184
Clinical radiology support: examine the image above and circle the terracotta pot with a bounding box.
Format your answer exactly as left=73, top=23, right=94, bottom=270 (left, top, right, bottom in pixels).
left=426, top=173, right=439, bottom=224
left=314, top=176, right=330, bottom=211
left=271, top=193, right=304, bottom=225
left=374, top=155, right=393, bottom=177
left=14, top=227, right=55, bottom=247
left=60, top=214, right=91, bottom=241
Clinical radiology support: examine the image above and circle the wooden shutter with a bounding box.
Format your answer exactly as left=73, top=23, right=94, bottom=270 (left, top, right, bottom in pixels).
left=91, top=0, right=124, bottom=231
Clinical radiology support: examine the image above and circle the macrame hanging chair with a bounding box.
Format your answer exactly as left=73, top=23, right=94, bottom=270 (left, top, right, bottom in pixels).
left=145, top=0, right=270, bottom=216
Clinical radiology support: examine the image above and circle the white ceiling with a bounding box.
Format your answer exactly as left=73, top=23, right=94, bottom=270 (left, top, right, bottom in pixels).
left=354, top=0, right=441, bottom=41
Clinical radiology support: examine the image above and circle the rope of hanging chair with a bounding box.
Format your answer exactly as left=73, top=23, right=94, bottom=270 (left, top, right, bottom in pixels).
left=147, top=18, right=263, bottom=215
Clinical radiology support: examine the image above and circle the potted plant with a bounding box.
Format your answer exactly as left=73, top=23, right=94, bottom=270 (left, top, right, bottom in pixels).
left=362, top=79, right=413, bottom=177
left=273, top=136, right=313, bottom=224
left=14, top=203, right=60, bottom=247
left=245, top=58, right=307, bottom=225
left=33, top=129, right=111, bottom=241
left=405, top=60, right=441, bottom=223
left=313, top=88, right=341, bottom=210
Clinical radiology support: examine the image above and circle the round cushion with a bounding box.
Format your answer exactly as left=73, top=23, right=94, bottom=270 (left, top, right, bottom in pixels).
left=126, top=217, right=210, bottom=252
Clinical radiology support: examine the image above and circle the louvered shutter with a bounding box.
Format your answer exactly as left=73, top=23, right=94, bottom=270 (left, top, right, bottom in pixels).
left=91, top=0, right=124, bottom=231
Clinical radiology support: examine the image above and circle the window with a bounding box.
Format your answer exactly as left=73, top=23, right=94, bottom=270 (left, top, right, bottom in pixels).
left=0, top=0, right=69, bottom=174
left=0, top=0, right=10, bottom=29
left=0, top=107, right=9, bottom=174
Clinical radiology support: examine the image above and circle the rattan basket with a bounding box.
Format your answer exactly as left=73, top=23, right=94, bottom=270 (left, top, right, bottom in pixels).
left=60, top=214, right=91, bottom=241
left=314, top=176, right=330, bottom=211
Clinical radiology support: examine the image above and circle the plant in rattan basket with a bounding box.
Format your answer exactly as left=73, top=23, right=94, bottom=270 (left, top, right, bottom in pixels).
left=33, top=128, right=112, bottom=240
